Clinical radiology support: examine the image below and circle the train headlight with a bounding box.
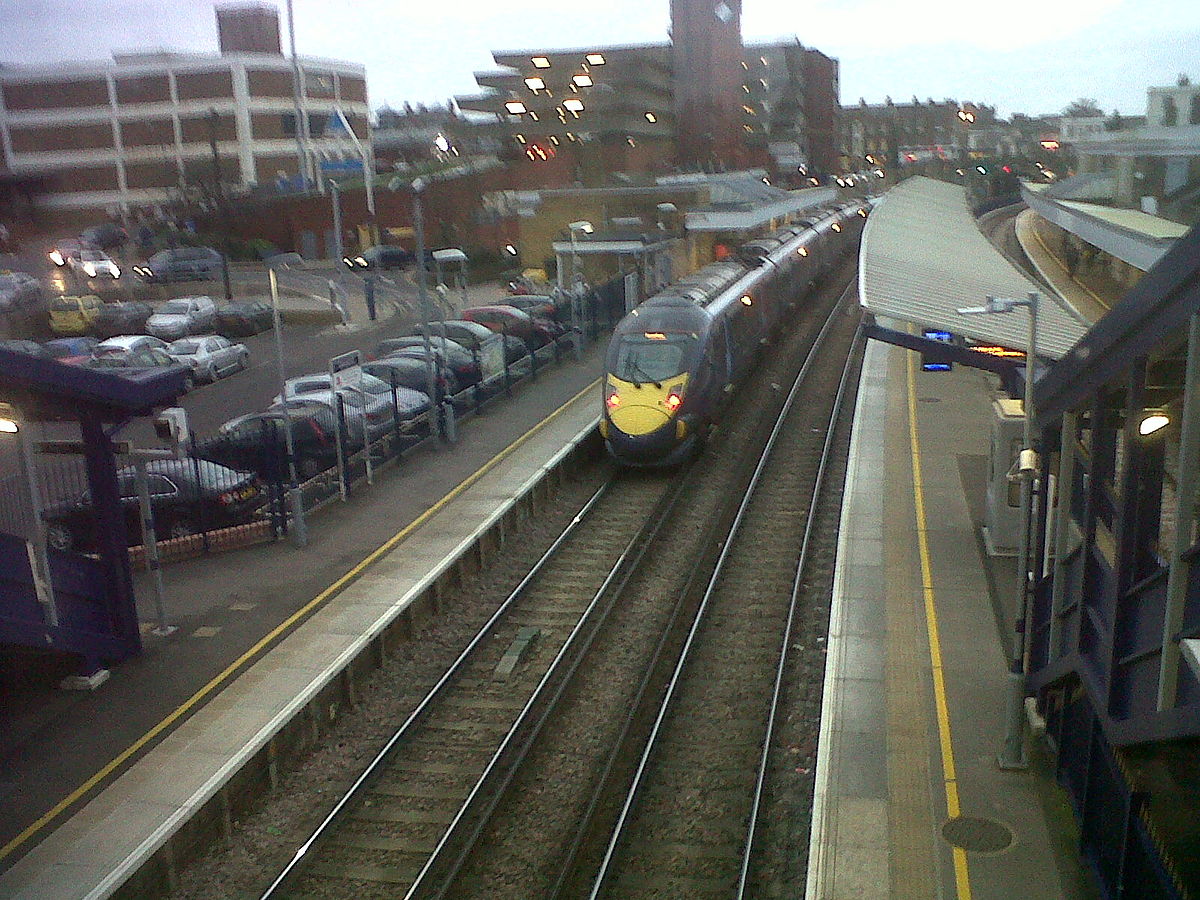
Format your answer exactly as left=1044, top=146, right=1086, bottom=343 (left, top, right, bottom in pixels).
left=664, top=391, right=682, bottom=414
left=606, top=391, right=621, bottom=410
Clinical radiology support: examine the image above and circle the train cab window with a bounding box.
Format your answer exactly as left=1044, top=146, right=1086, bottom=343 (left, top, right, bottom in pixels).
left=612, top=332, right=696, bottom=383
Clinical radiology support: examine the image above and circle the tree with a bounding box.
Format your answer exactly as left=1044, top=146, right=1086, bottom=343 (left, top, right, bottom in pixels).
left=1105, top=110, right=1125, bottom=131
left=1063, top=98, right=1104, bottom=117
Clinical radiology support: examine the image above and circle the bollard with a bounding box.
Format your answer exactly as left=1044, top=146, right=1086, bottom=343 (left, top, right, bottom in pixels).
left=365, top=275, right=377, bottom=321
left=287, top=486, right=308, bottom=547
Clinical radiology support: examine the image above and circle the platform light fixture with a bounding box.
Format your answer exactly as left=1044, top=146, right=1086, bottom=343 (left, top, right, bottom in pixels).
left=562, top=98, right=584, bottom=113
left=645, top=112, right=657, bottom=123
left=1140, top=410, right=1171, bottom=436
left=572, top=73, right=593, bottom=87
left=531, top=56, right=551, bottom=68
left=524, top=76, right=545, bottom=91
left=0, top=401, right=18, bottom=434
left=585, top=53, right=605, bottom=65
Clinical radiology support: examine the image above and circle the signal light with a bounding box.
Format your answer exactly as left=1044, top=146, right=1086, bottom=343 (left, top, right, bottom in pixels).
left=664, top=392, right=682, bottom=413
left=1002, top=165, right=1012, bottom=173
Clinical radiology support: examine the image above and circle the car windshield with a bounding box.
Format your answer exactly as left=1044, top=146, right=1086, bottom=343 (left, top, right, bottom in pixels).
left=169, top=339, right=203, bottom=354
left=611, top=333, right=697, bottom=383
left=159, top=300, right=191, bottom=314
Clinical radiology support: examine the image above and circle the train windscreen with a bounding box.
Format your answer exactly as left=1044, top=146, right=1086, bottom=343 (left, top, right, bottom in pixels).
left=610, top=333, right=697, bottom=383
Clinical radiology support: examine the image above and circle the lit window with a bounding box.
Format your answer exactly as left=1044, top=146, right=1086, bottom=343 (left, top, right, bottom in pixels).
left=760, top=56, right=768, bottom=66
left=531, top=56, right=551, bottom=68
left=741, top=61, right=749, bottom=70
left=645, top=112, right=657, bottom=123
left=528, top=111, right=539, bottom=121
left=573, top=74, right=593, bottom=87
left=586, top=53, right=605, bottom=65
left=549, top=135, right=560, bottom=145
left=505, top=100, right=528, bottom=114
left=563, top=98, right=584, bottom=112
left=524, top=76, right=545, bottom=91
left=567, top=132, right=577, bottom=141
left=515, top=133, right=526, bottom=143
left=627, top=136, right=636, bottom=146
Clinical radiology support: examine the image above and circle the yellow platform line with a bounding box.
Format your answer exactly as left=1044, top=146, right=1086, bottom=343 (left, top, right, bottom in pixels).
left=0, top=377, right=601, bottom=863
left=1031, top=225, right=1112, bottom=311
left=906, top=354, right=973, bottom=899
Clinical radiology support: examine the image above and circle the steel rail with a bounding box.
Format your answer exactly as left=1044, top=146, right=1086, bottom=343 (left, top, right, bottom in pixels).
left=259, top=479, right=615, bottom=898
left=587, top=285, right=855, bottom=899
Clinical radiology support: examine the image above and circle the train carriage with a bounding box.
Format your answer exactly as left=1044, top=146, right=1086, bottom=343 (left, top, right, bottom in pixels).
left=601, top=202, right=870, bottom=466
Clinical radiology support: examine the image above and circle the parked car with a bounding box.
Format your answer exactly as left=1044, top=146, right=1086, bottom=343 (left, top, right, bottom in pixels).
left=48, top=294, right=104, bottom=336
left=502, top=294, right=564, bottom=322
left=166, top=334, right=249, bottom=382
left=94, top=334, right=169, bottom=357
left=0, top=271, right=45, bottom=335
left=362, top=355, right=460, bottom=401
left=412, top=319, right=527, bottom=367
left=91, top=300, right=153, bottom=339
left=43, top=459, right=265, bottom=552
left=80, top=223, right=128, bottom=250
left=343, top=245, right=414, bottom=271
left=375, top=335, right=482, bottom=387
left=273, top=374, right=431, bottom=440
left=460, top=304, right=564, bottom=351
left=67, top=248, right=121, bottom=280
left=133, top=246, right=224, bottom=282
left=48, top=239, right=90, bottom=268
left=216, top=300, right=274, bottom=337
left=42, top=336, right=99, bottom=364
left=90, top=335, right=188, bottom=383
left=145, top=296, right=219, bottom=340
left=0, top=339, right=51, bottom=358
left=205, top=406, right=345, bottom=479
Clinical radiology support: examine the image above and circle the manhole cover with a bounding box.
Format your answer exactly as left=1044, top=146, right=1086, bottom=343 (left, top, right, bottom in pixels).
left=941, top=816, right=1013, bottom=853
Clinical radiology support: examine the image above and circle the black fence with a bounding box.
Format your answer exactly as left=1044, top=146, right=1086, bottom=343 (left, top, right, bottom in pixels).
left=0, top=275, right=633, bottom=566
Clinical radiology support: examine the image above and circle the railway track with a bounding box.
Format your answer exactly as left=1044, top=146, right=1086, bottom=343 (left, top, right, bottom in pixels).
left=255, top=259, right=862, bottom=900
left=260, top=472, right=678, bottom=899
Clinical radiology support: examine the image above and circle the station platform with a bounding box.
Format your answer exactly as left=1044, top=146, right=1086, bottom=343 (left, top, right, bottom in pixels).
left=808, top=336, right=1095, bottom=899
left=0, top=312, right=1099, bottom=899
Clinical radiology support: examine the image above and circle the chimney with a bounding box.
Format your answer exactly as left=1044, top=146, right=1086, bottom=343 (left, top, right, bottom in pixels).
left=216, top=3, right=282, bottom=55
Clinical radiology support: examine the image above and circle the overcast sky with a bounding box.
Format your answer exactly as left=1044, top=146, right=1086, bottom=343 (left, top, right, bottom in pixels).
left=1, top=0, right=1198, bottom=119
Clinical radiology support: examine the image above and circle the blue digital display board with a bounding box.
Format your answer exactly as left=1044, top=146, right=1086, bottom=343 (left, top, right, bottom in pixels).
left=922, top=329, right=954, bottom=371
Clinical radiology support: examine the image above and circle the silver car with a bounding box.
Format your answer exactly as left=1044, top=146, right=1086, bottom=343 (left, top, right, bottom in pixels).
left=146, top=296, right=219, bottom=340
left=167, top=334, right=249, bottom=382
left=273, top=373, right=431, bottom=440
left=68, top=248, right=121, bottom=280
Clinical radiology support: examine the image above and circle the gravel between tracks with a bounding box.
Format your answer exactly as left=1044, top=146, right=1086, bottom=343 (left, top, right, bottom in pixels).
left=167, top=462, right=609, bottom=900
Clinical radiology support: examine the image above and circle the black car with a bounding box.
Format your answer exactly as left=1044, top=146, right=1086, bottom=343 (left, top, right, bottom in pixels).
left=92, top=300, right=153, bottom=338
left=216, top=300, right=274, bottom=337
left=80, top=223, right=128, bottom=250
left=362, top=355, right=460, bottom=403
left=87, top=345, right=194, bottom=389
left=375, top=335, right=482, bottom=386
left=199, top=407, right=342, bottom=480
left=133, top=246, right=224, bottom=282
left=44, top=459, right=265, bottom=551
left=343, top=245, right=414, bottom=271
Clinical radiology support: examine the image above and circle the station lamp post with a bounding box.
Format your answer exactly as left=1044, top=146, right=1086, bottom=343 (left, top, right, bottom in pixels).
left=567, top=220, right=593, bottom=358
left=957, top=107, right=976, bottom=165
left=957, top=290, right=1040, bottom=770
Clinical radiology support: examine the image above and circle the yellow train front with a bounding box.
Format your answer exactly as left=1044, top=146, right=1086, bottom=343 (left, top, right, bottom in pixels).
left=601, top=298, right=719, bottom=466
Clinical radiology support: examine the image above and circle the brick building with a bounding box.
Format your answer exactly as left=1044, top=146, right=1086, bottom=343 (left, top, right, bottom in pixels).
left=0, top=2, right=369, bottom=224
left=455, top=10, right=838, bottom=180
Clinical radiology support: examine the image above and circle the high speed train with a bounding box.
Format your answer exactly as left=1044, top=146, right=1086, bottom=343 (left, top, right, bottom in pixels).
left=600, top=201, right=870, bottom=466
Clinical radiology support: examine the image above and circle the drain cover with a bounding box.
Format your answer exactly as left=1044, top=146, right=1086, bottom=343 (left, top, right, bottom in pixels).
left=941, top=816, right=1013, bottom=853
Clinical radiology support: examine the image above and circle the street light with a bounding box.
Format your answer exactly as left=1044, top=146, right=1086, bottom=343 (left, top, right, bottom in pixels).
left=566, top=221, right=593, bottom=359
left=957, top=290, right=1040, bottom=770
